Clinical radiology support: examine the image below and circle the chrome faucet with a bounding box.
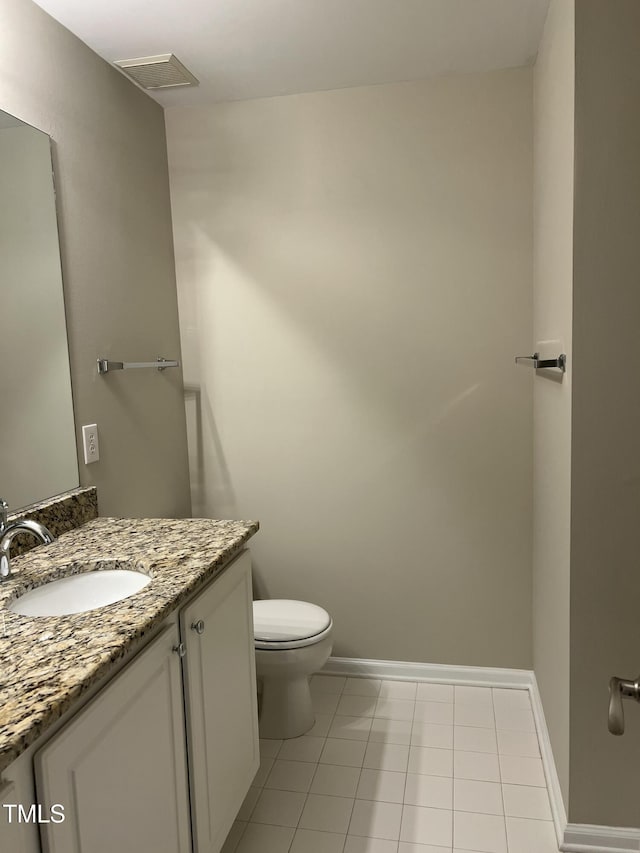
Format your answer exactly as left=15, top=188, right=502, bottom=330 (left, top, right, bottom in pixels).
left=0, top=498, right=55, bottom=581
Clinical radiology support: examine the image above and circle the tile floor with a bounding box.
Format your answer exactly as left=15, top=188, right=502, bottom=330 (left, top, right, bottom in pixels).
left=222, top=675, right=559, bottom=853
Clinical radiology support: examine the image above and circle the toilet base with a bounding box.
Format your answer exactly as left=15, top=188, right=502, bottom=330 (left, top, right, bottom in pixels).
left=259, top=675, right=315, bottom=739
left=255, top=634, right=332, bottom=739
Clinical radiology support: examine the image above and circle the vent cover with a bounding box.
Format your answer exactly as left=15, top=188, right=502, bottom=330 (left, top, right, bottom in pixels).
left=114, top=54, right=198, bottom=89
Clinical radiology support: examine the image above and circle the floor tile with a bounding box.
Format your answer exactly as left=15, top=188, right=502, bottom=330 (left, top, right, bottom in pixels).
left=259, top=738, right=283, bottom=759
left=247, top=675, right=559, bottom=853
left=364, top=741, right=410, bottom=772
left=313, top=693, right=341, bottom=715
left=237, top=786, right=261, bottom=820
left=494, top=705, right=535, bottom=733
left=329, top=714, right=373, bottom=741
left=498, top=755, right=545, bottom=787
left=264, top=759, right=316, bottom=792
left=413, top=701, right=454, bottom=725
left=454, top=810, right=507, bottom=853
left=235, top=822, right=295, bottom=853
left=299, top=793, right=355, bottom=834
left=407, top=746, right=453, bottom=777
left=454, top=778, right=503, bottom=815
left=290, top=827, right=346, bottom=853
left=502, top=784, right=552, bottom=820
left=370, top=718, right=413, bottom=745
left=505, top=816, right=558, bottom=852
left=357, top=768, right=407, bottom=803
left=455, top=686, right=493, bottom=706
left=415, top=682, right=454, bottom=703
left=349, top=799, right=403, bottom=840
left=379, top=680, right=418, bottom=700
left=346, top=836, right=399, bottom=852
left=220, top=820, right=246, bottom=853
left=374, top=698, right=415, bottom=721
left=253, top=756, right=275, bottom=787
left=308, top=713, right=334, bottom=738
left=411, top=722, right=453, bottom=749
left=250, top=788, right=306, bottom=827
left=279, top=735, right=326, bottom=763
left=455, top=702, right=496, bottom=729
left=492, top=689, right=531, bottom=710
left=454, top=726, right=498, bottom=754
left=311, top=675, right=346, bottom=693
left=321, top=737, right=367, bottom=767
left=400, top=805, right=453, bottom=847
left=310, top=763, right=361, bottom=798
left=344, top=677, right=382, bottom=696
left=453, top=750, right=500, bottom=782
left=497, top=729, right=540, bottom=758
left=338, top=694, right=378, bottom=717
left=404, top=773, right=452, bottom=809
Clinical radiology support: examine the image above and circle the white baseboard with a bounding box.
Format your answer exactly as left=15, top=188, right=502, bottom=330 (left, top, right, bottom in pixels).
left=321, top=656, right=639, bottom=853
left=561, top=824, right=640, bottom=852
left=322, top=655, right=532, bottom=688
left=529, top=672, right=567, bottom=847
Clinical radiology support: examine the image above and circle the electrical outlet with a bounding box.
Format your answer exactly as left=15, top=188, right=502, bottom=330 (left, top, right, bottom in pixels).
left=82, top=424, right=100, bottom=464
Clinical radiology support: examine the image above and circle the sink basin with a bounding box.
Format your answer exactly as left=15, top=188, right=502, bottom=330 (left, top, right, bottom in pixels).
left=9, top=564, right=151, bottom=617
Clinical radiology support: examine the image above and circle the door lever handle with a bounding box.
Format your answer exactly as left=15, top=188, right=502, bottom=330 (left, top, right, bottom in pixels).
left=608, top=675, right=640, bottom=735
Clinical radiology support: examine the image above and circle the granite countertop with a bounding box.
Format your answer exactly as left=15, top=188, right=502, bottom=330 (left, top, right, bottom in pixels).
left=0, top=516, right=259, bottom=773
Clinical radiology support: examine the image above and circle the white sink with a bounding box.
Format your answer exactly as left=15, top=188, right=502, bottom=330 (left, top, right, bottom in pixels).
left=9, top=567, right=151, bottom=617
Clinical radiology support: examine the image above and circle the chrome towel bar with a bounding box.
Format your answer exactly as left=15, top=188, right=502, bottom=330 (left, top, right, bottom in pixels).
left=97, top=356, right=180, bottom=375
left=515, top=352, right=566, bottom=372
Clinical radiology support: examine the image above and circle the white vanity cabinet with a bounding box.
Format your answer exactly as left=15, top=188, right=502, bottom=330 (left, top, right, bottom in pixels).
left=34, top=623, right=192, bottom=853
left=0, top=751, right=42, bottom=853
left=180, top=550, right=259, bottom=853
left=27, top=549, right=258, bottom=853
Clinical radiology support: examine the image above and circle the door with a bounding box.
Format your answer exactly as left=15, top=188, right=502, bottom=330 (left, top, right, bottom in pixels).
left=34, top=624, right=191, bottom=853
left=180, top=550, right=259, bottom=853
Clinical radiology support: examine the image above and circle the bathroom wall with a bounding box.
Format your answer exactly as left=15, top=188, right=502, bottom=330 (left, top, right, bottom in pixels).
left=531, top=0, right=573, bottom=808
left=166, top=69, right=534, bottom=666
left=0, top=0, right=191, bottom=517
left=569, top=0, right=640, bottom=828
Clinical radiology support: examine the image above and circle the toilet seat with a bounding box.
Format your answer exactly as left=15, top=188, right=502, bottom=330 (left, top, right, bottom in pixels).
left=253, top=599, right=332, bottom=650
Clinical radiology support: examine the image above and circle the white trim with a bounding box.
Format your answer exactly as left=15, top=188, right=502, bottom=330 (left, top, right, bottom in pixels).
left=561, top=824, right=640, bottom=853
left=322, top=655, right=532, bottom=688
left=529, top=673, right=567, bottom=846
left=321, top=657, right=639, bottom=852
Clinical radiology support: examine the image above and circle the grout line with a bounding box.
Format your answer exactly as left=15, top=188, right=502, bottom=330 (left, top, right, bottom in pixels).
left=288, top=683, right=345, bottom=850
left=492, top=686, right=510, bottom=852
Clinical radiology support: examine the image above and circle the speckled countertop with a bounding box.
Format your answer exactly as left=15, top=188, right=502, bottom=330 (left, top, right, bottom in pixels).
left=0, top=516, right=259, bottom=773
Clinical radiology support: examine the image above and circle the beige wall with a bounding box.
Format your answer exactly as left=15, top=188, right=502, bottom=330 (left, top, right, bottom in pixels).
left=569, top=0, right=640, bottom=828
left=0, top=0, right=191, bottom=518
left=166, top=70, right=533, bottom=666
left=532, top=0, right=574, bottom=809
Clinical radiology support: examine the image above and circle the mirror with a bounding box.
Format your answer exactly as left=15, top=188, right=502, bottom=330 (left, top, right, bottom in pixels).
left=0, top=109, right=79, bottom=510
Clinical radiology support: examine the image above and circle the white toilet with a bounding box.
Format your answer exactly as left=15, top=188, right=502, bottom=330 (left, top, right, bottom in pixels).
left=253, top=599, right=333, bottom=739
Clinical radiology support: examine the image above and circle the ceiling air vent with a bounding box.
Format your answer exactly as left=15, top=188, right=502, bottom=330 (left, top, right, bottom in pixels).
left=114, top=54, right=199, bottom=89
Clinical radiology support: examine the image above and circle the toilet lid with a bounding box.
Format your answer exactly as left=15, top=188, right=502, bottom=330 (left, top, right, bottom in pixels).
left=253, top=599, right=331, bottom=643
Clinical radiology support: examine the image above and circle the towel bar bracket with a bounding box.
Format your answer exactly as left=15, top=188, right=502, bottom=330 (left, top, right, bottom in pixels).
left=515, top=352, right=566, bottom=373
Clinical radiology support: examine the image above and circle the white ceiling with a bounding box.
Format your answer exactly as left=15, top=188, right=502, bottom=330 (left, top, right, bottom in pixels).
left=34, top=0, right=550, bottom=107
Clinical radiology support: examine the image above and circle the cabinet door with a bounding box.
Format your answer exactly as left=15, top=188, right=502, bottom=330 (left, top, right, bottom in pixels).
left=34, top=624, right=191, bottom=853
left=181, top=550, right=259, bottom=853
left=0, top=755, right=42, bottom=853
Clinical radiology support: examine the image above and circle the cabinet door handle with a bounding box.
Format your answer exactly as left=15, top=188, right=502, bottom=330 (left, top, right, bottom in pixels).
left=191, top=620, right=205, bottom=635
left=172, top=642, right=187, bottom=658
